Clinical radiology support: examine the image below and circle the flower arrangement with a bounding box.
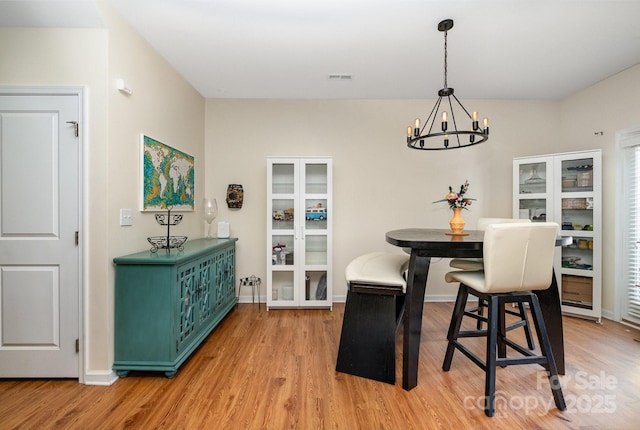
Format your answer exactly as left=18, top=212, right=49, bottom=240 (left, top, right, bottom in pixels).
left=433, top=180, right=475, bottom=209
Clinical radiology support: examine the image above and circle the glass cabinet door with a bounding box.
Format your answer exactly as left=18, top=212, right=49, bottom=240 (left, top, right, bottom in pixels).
left=271, top=162, right=295, bottom=194
left=518, top=161, right=548, bottom=195
left=557, top=156, right=598, bottom=311
left=304, top=163, right=328, bottom=194
left=560, top=157, right=594, bottom=193
left=268, top=161, right=299, bottom=305
left=301, top=161, right=330, bottom=305
left=513, top=157, right=552, bottom=222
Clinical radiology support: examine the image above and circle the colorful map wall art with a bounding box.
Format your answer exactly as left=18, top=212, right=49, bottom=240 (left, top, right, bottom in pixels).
left=141, top=135, right=194, bottom=211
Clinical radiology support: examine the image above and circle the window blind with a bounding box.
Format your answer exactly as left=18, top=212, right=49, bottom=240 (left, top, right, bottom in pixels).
left=621, top=129, right=640, bottom=325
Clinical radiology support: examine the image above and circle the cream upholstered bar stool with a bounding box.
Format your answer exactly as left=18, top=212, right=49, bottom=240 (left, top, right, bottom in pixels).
left=449, top=217, right=536, bottom=350
left=443, top=222, right=566, bottom=417
left=336, top=252, right=409, bottom=384
left=449, top=217, right=532, bottom=270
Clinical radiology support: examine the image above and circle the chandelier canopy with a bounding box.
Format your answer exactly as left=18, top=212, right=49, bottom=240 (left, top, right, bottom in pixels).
left=407, top=19, right=489, bottom=151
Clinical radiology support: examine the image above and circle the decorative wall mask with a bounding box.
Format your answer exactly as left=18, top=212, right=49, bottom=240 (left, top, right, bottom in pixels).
left=226, top=184, right=244, bottom=208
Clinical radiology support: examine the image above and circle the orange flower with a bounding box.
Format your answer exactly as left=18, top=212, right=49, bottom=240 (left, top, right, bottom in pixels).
left=433, top=180, right=476, bottom=210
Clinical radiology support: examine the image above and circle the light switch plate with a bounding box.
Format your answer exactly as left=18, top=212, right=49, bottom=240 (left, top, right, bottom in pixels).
left=120, top=208, right=133, bottom=226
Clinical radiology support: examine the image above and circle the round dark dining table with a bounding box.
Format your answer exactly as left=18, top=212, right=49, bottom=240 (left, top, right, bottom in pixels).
left=386, top=228, right=569, bottom=391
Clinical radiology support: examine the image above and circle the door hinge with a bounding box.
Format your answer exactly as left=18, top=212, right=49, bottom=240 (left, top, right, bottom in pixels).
left=66, top=121, right=79, bottom=137
left=75, top=338, right=80, bottom=353
left=75, top=231, right=79, bottom=246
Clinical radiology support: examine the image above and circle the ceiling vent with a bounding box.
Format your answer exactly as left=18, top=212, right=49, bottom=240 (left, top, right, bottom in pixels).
left=328, top=74, right=353, bottom=81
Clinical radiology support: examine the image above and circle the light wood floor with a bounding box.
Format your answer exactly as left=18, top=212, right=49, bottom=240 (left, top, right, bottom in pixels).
left=1, top=302, right=639, bottom=429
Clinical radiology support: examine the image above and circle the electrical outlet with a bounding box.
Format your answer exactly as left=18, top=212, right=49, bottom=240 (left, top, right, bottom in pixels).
left=120, top=208, right=133, bottom=226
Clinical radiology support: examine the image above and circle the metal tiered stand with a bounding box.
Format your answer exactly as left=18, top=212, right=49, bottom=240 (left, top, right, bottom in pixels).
left=147, top=208, right=187, bottom=253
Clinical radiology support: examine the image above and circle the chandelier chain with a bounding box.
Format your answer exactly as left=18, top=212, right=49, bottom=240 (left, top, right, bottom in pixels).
left=443, top=28, right=448, bottom=89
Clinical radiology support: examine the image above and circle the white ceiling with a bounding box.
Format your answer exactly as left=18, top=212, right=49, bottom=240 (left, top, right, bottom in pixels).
left=3, top=0, right=640, bottom=100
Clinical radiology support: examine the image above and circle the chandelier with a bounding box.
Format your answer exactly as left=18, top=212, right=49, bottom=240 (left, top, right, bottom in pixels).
left=407, top=19, right=489, bottom=150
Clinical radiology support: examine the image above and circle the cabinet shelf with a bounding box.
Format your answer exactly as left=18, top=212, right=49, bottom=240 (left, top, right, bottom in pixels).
left=561, top=231, right=594, bottom=238
left=562, top=266, right=593, bottom=276
left=271, top=265, right=295, bottom=271
left=271, top=228, right=295, bottom=234
left=519, top=185, right=546, bottom=194
left=518, top=192, right=547, bottom=198
left=562, top=186, right=594, bottom=193
left=272, top=186, right=294, bottom=194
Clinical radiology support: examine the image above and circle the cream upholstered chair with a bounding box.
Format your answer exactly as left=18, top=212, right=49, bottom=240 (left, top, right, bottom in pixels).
left=449, top=217, right=536, bottom=350
left=336, top=252, right=409, bottom=384
left=442, top=222, right=566, bottom=417
left=449, top=217, right=531, bottom=270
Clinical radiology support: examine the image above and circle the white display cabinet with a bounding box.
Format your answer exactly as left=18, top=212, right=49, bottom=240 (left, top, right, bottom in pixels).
left=267, top=157, right=332, bottom=310
left=513, top=150, right=601, bottom=321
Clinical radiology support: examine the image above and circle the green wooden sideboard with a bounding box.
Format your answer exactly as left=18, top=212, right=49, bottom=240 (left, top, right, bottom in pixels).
left=113, top=238, right=238, bottom=378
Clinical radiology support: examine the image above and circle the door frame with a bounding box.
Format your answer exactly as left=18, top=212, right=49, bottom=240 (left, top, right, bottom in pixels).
left=0, top=86, right=86, bottom=382
left=615, top=126, right=640, bottom=326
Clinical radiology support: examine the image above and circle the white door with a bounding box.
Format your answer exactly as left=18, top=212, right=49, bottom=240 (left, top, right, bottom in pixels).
left=0, top=91, right=80, bottom=377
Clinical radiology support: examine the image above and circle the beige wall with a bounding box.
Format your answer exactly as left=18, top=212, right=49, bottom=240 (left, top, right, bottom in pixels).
left=206, top=65, right=640, bottom=313
left=205, top=98, right=561, bottom=300
left=559, top=64, right=640, bottom=314
left=99, top=3, right=206, bottom=259
left=0, top=1, right=205, bottom=381
left=204, top=64, right=640, bottom=314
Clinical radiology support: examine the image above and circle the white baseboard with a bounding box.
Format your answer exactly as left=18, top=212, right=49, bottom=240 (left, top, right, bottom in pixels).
left=237, top=295, right=461, bottom=304
left=601, top=308, right=614, bottom=321
left=83, top=370, right=118, bottom=386
left=237, top=295, right=263, bottom=304
left=238, top=294, right=473, bottom=303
